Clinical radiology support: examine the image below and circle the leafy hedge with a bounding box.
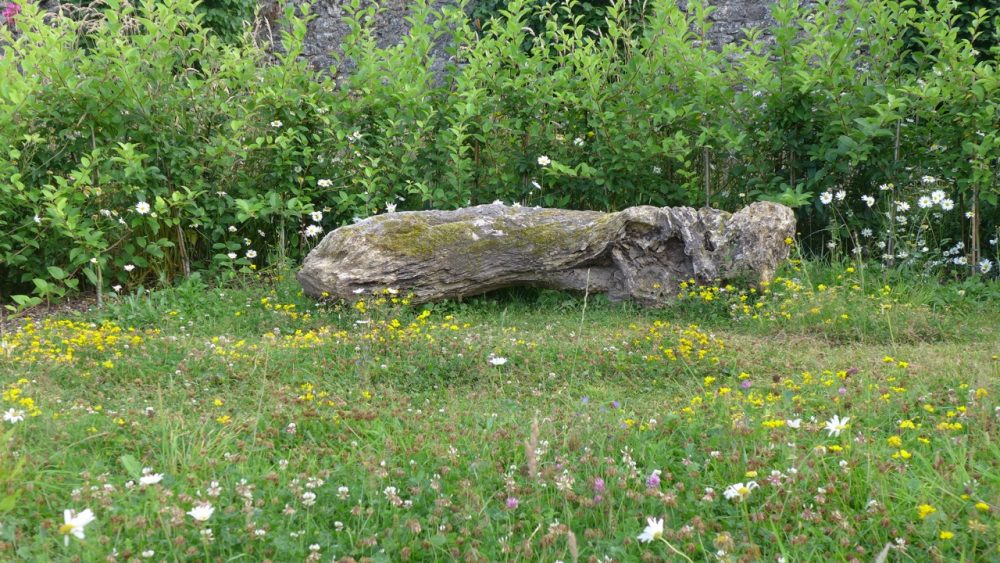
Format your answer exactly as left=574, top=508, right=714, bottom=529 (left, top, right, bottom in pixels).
left=1, top=0, right=998, bottom=307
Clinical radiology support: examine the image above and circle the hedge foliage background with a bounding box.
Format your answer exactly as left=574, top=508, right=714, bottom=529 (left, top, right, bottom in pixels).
left=0, top=0, right=998, bottom=306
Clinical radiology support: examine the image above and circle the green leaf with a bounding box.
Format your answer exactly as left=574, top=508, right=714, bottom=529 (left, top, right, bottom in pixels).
left=0, top=493, right=19, bottom=513
left=11, top=295, right=41, bottom=308
left=119, top=454, right=143, bottom=479
left=46, top=266, right=67, bottom=280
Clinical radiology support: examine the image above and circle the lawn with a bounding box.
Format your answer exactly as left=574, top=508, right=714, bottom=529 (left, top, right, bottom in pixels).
left=1, top=262, right=998, bottom=561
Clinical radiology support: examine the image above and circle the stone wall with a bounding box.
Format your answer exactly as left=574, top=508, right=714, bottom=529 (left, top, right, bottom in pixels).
left=292, top=0, right=798, bottom=74
left=280, top=0, right=454, bottom=76
left=692, top=0, right=779, bottom=46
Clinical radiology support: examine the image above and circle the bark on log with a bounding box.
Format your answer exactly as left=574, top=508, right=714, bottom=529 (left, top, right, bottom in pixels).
left=297, top=201, right=796, bottom=306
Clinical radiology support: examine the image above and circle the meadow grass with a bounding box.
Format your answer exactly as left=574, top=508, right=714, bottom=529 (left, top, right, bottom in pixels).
left=1, top=262, right=998, bottom=562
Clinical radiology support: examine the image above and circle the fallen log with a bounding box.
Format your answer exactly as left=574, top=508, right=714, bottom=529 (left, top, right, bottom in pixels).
left=297, top=201, right=795, bottom=306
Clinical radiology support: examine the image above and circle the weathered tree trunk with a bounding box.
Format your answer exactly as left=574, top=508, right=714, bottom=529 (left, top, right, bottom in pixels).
left=298, top=201, right=796, bottom=306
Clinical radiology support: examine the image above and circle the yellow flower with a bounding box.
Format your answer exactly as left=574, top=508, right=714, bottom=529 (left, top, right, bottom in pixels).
left=216, top=415, right=231, bottom=425
left=784, top=237, right=793, bottom=245
left=974, top=502, right=990, bottom=512
left=939, top=531, right=954, bottom=540
left=887, top=435, right=902, bottom=448
left=899, top=419, right=916, bottom=429
left=891, top=449, right=911, bottom=460
left=918, top=504, right=937, bottom=519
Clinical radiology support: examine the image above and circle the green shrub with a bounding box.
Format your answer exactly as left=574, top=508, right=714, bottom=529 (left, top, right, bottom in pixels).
left=0, top=0, right=335, bottom=303
left=0, top=0, right=997, bottom=307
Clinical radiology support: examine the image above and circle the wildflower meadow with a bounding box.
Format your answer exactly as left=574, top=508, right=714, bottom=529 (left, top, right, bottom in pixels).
left=1, top=0, right=1000, bottom=560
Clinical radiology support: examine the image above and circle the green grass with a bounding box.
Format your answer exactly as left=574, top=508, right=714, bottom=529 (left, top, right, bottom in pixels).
left=1, top=263, right=999, bottom=561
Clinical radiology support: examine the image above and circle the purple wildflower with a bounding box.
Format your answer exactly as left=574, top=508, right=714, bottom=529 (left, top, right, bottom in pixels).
left=593, top=478, right=605, bottom=494
left=646, top=470, right=661, bottom=489
left=505, top=497, right=518, bottom=509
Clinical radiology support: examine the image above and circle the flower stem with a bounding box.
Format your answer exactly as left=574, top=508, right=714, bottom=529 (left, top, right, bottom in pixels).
left=659, top=537, right=694, bottom=563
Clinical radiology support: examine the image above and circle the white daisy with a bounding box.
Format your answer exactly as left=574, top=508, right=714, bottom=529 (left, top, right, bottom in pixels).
left=824, top=415, right=850, bottom=437
left=187, top=503, right=214, bottom=522
left=636, top=517, right=664, bottom=543
left=3, top=408, right=26, bottom=424
left=135, top=201, right=151, bottom=215
left=723, top=481, right=759, bottom=502
left=60, top=508, right=96, bottom=545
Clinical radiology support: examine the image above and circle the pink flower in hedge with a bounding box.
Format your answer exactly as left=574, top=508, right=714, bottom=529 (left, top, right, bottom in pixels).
left=3, top=2, right=21, bottom=27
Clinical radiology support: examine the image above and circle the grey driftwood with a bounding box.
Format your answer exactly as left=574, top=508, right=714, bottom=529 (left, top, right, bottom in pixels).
left=297, top=201, right=796, bottom=306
